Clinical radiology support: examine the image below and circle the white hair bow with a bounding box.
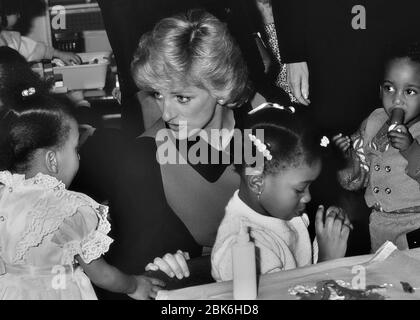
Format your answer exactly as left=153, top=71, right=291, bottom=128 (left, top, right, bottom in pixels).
left=248, top=133, right=272, bottom=160
left=320, top=136, right=330, bottom=148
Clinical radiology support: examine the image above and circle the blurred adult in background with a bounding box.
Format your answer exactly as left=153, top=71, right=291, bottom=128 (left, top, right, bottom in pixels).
left=1, top=0, right=46, bottom=35
left=0, top=0, right=80, bottom=64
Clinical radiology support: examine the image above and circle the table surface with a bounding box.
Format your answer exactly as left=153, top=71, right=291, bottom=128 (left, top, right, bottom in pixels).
left=156, top=247, right=420, bottom=300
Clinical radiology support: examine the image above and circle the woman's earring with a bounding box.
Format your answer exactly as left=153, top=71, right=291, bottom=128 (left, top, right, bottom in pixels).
left=257, top=190, right=262, bottom=201
left=218, top=99, right=224, bottom=105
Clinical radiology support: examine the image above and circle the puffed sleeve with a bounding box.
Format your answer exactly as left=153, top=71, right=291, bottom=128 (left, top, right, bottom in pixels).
left=52, top=205, right=113, bottom=265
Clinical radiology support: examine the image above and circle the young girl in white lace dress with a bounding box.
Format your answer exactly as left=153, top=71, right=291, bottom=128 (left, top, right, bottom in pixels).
left=0, top=90, right=166, bottom=300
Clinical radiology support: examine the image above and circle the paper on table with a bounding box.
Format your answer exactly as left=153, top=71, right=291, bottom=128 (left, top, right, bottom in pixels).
left=270, top=245, right=420, bottom=300
left=156, top=245, right=420, bottom=300
left=367, top=241, right=397, bottom=263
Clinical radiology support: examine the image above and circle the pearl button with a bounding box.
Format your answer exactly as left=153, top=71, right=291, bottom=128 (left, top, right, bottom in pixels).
left=8, top=187, right=13, bottom=193
left=373, top=187, right=379, bottom=193
left=374, top=165, right=380, bottom=171
left=385, top=166, right=391, bottom=173
left=385, top=188, right=391, bottom=194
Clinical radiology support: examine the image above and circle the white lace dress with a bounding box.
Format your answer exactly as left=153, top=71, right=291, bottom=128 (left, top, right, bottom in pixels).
left=0, top=171, right=113, bottom=300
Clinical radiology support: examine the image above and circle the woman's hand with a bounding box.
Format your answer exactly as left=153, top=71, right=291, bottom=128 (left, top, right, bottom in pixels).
left=127, top=275, right=165, bottom=300
left=287, top=62, right=310, bottom=105
left=388, top=125, right=413, bottom=151
left=145, top=250, right=191, bottom=279
left=332, top=133, right=352, bottom=156
left=315, top=205, right=353, bottom=262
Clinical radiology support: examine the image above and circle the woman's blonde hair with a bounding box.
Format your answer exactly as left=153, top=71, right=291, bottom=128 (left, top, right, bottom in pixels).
left=131, top=9, right=251, bottom=106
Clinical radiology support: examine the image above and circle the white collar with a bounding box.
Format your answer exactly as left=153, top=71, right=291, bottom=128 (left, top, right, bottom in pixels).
left=227, top=190, right=309, bottom=229
left=0, top=171, right=65, bottom=191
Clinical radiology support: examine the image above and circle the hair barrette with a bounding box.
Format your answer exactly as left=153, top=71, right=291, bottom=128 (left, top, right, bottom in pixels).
left=320, top=136, right=330, bottom=148
left=248, top=102, right=295, bottom=115
left=248, top=133, right=272, bottom=160
left=21, top=87, right=36, bottom=97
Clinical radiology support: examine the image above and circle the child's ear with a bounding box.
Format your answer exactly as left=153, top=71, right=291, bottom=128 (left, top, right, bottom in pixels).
left=247, top=173, right=265, bottom=196
left=45, top=150, right=58, bottom=174
left=379, top=85, right=383, bottom=98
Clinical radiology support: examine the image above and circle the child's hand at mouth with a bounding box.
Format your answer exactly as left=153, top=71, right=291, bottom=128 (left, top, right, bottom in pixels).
left=388, top=125, right=414, bottom=151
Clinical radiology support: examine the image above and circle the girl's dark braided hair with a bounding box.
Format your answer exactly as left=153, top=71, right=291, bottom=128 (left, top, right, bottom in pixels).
left=0, top=48, right=75, bottom=173
left=235, top=106, right=324, bottom=176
